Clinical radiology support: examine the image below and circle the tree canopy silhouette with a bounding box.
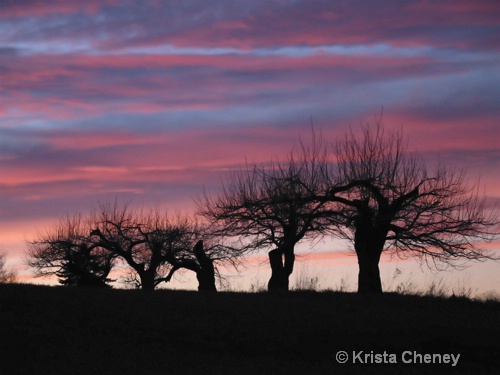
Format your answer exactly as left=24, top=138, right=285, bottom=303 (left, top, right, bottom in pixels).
left=28, top=203, right=240, bottom=291
left=27, top=215, right=114, bottom=288
left=322, top=123, right=499, bottom=293
left=198, top=134, right=359, bottom=291
left=0, top=250, right=17, bottom=284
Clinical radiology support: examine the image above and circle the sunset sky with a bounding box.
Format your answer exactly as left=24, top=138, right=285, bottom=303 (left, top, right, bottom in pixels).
left=1, top=0, right=499, bottom=294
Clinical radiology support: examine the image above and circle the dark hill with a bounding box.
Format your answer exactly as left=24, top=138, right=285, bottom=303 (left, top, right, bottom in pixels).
left=0, top=284, right=498, bottom=374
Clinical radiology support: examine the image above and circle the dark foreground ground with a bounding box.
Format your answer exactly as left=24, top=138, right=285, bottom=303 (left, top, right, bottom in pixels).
left=0, top=284, right=498, bottom=375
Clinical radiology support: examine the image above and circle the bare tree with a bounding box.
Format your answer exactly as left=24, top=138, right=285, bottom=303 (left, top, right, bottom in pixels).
left=27, top=215, right=114, bottom=287
left=198, top=134, right=356, bottom=291
left=88, top=203, right=238, bottom=291
left=325, top=122, right=499, bottom=293
left=0, top=250, right=17, bottom=283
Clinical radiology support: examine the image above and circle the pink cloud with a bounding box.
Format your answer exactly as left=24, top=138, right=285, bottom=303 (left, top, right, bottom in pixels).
left=1, top=1, right=497, bottom=61
left=0, top=0, right=119, bottom=18
left=0, top=125, right=297, bottom=201
left=383, top=113, right=500, bottom=152
left=127, top=1, right=499, bottom=51
left=2, top=50, right=462, bottom=123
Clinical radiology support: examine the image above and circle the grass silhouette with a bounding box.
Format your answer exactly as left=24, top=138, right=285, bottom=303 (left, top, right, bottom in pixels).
left=1, top=283, right=498, bottom=374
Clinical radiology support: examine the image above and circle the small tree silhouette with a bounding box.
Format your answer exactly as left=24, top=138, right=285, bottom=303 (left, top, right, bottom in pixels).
left=0, top=250, right=17, bottom=283
left=27, top=215, right=114, bottom=287
left=56, top=244, right=113, bottom=287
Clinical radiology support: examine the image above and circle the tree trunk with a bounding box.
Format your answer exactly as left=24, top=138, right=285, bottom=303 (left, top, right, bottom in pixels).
left=140, top=274, right=156, bottom=291
left=356, top=249, right=382, bottom=294
left=354, top=229, right=384, bottom=294
left=268, top=249, right=287, bottom=291
left=267, top=246, right=295, bottom=292
left=193, top=240, right=217, bottom=292
left=352, top=209, right=386, bottom=294
left=196, top=270, right=216, bottom=292
left=284, top=248, right=295, bottom=278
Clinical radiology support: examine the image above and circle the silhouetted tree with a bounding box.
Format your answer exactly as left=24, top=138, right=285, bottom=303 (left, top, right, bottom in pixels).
left=162, top=240, right=218, bottom=292
left=27, top=215, right=114, bottom=287
left=324, top=122, right=499, bottom=293
left=88, top=203, right=237, bottom=291
left=57, top=244, right=113, bottom=287
left=198, top=135, right=357, bottom=291
left=0, top=250, right=17, bottom=283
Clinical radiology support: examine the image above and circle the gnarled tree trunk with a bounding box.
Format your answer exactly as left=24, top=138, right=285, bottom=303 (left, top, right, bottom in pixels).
left=268, top=249, right=287, bottom=291
left=354, top=224, right=385, bottom=294
left=351, top=206, right=387, bottom=294
left=267, top=246, right=295, bottom=292
left=356, top=248, right=382, bottom=294
left=193, top=240, right=217, bottom=292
